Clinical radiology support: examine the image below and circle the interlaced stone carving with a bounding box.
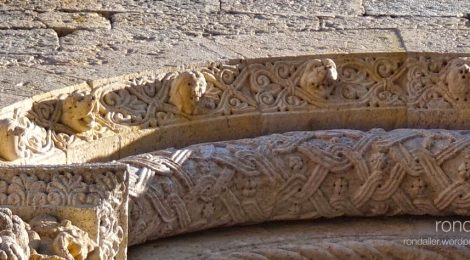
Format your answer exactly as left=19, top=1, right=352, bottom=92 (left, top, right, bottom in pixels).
left=124, top=128, right=470, bottom=245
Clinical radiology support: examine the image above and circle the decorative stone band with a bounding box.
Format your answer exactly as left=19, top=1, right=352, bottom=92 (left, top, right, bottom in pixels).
left=123, top=128, right=470, bottom=245
left=0, top=164, right=129, bottom=259
left=1, top=53, right=470, bottom=164
left=208, top=239, right=470, bottom=260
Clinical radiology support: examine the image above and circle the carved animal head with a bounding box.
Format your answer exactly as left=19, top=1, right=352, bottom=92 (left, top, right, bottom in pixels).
left=299, top=59, right=338, bottom=91
left=445, top=58, right=470, bottom=100
left=0, top=118, right=27, bottom=161
left=61, top=92, right=98, bottom=133
left=169, top=70, right=207, bottom=115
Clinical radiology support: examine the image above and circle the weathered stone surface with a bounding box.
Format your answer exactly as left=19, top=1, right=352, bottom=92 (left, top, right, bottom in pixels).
left=125, top=128, right=470, bottom=245
left=0, top=0, right=219, bottom=13
left=212, top=29, right=404, bottom=57
left=112, top=12, right=319, bottom=37
left=0, top=0, right=56, bottom=11
left=0, top=29, right=58, bottom=54
left=38, top=12, right=111, bottom=33
left=221, top=0, right=363, bottom=16
left=21, top=29, right=238, bottom=85
left=400, top=29, right=470, bottom=53
left=322, top=16, right=469, bottom=30
left=364, top=0, right=470, bottom=16
left=0, top=66, right=85, bottom=98
left=0, top=10, right=44, bottom=29
left=0, top=92, right=25, bottom=109
left=129, top=217, right=470, bottom=259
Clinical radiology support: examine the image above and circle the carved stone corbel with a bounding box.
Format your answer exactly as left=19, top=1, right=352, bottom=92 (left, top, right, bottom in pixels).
left=60, top=91, right=101, bottom=134
left=299, top=58, right=338, bottom=97
left=168, top=70, right=208, bottom=115
left=444, top=57, right=470, bottom=100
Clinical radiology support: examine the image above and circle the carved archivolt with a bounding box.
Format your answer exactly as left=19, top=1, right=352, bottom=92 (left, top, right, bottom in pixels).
left=0, top=54, right=468, bottom=163
left=124, top=128, right=470, bottom=245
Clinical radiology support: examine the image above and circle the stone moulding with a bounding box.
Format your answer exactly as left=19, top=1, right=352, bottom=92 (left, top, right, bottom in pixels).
left=0, top=52, right=470, bottom=164
left=123, top=128, right=470, bottom=245
left=0, top=164, right=129, bottom=259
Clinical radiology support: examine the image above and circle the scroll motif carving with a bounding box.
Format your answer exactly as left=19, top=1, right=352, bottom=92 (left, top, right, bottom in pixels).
left=125, top=129, right=470, bottom=245
left=407, top=56, right=470, bottom=108
left=0, top=116, right=54, bottom=162
left=0, top=54, right=468, bottom=163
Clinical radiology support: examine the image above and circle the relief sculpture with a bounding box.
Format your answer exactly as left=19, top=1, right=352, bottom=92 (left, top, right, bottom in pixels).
left=124, top=128, right=470, bottom=245
left=0, top=208, right=97, bottom=260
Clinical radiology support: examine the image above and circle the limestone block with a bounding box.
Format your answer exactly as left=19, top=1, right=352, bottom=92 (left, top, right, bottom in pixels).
left=0, top=164, right=129, bottom=259
left=125, top=128, right=470, bottom=245
left=364, top=0, right=470, bottom=16
left=212, top=30, right=404, bottom=58
left=112, top=12, right=320, bottom=36
left=322, top=16, right=469, bottom=30
left=0, top=0, right=57, bottom=11
left=0, top=0, right=220, bottom=13
left=0, top=66, right=85, bottom=103
left=0, top=10, right=44, bottom=29
left=0, top=29, right=58, bottom=55
left=221, top=0, right=363, bottom=16
left=400, top=29, right=470, bottom=53
left=37, top=12, right=111, bottom=33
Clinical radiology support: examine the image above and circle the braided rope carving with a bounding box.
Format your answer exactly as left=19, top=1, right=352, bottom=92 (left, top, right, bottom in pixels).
left=124, top=128, right=470, bottom=245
